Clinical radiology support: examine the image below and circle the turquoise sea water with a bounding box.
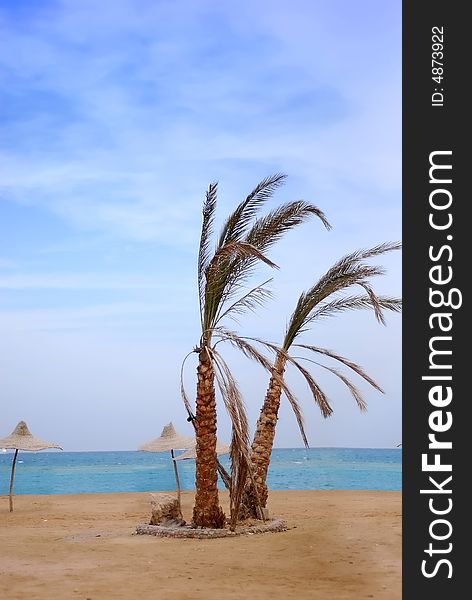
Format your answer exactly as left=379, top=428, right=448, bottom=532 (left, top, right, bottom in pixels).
left=0, top=448, right=401, bottom=495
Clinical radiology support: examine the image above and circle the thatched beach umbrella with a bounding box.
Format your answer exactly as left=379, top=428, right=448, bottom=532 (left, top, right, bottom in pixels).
left=0, top=421, right=62, bottom=512
left=138, top=423, right=194, bottom=509
left=174, top=440, right=230, bottom=461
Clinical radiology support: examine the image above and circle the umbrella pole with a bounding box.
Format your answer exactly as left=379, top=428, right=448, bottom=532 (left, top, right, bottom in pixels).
left=9, top=449, right=19, bottom=512
left=217, top=459, right=231, bottom=490
left=170, top=449, right=182, bottom=515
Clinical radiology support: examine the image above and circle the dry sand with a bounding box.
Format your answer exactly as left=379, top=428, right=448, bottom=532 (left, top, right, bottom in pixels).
left=0, top=490, right=401, bottom=600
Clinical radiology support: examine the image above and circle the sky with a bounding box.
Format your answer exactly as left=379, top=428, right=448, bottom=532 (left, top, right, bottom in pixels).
left=0, top=0, right=401, bottom=451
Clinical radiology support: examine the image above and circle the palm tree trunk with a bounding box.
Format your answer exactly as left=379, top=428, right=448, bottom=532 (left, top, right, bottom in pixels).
left=192, top=349, right=226, bottom=528
left=240, top=355, right=286, bottom=519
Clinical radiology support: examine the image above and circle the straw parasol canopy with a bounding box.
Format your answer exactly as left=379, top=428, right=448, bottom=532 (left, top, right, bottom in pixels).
left=138, top=422, right=194, bottom=514
left=0, top=421, right=62, bottom=512
left=174, top=440, right=230, bottom=461
left=138, top=422, right=194, bottom=453
left=0, top=421, right=62, bottom=452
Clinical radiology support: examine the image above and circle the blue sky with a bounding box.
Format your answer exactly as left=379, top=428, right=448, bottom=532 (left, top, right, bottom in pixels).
left=0, top=0, right=401, bottom=451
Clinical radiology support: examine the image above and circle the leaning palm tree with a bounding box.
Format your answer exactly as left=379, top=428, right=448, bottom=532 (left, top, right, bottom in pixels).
left=238, top=243, right=402, bottom=519
left=181, top=174, right=330, bottom=528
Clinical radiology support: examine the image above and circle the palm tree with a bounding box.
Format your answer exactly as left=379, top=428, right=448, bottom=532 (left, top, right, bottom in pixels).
left=182, top=174, right=331, bottom=528
left=238, top=243, right=402, bottom=519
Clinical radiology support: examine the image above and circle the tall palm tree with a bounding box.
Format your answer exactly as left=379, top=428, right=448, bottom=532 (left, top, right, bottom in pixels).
left=182, top=174, right=330, bottom=528
left=238, top=243, right=402, bottom=519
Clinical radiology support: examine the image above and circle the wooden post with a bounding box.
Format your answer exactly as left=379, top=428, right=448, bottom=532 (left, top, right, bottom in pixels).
left=170, top=448, right=182, bottom=516
left=9, top=449, right=19, bottom=512
left=217, top=459, right=231, bottom=490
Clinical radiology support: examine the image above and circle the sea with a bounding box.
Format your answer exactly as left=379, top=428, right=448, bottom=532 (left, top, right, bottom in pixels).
left=0, top=448, right=401, bottom=495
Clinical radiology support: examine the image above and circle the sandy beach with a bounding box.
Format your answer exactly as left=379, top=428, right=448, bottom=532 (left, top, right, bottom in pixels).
left=0, top=490, right=400, bottom=599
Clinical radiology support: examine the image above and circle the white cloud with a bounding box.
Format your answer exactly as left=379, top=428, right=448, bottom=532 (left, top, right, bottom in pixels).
left=1, top=0, right=400, bottom=244
left=0, top=272, right=188, bottom=290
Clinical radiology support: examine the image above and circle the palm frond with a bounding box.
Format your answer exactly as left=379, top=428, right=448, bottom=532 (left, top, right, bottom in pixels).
left=218, top=333, right=339, bottom=419
left=283, top=242, right=401, bottom=348
left=201, top=179, right=333, bottom=339
left=209, top=351, right=248, bottom=457
left=209, top=349, right=248, bottom=448
left=284, top=267, right=383, bottom=349
left=221, top=331, right=334, bottom=420
left=203, top=241, right=278, bottom=332
left=270, top=369, right=309, bottom=447
left=293, top=344, right=384, bottom=393
left=308, top=295, right=402, bottom=322
left=359, top=282, right=389, bottom=325
left=210, top=240, right=279, bottom=268
left=198, top=183, right=218, bottom=326
left=246, top=201, right=331, bottom=253
left=209, top=348, right=259, bottom=528
left=219, top=201, right=331, bottom=310
left=180, top=351, right=196, bottom=418
left=292, top=355, right=368, bottom=411
left=320, top=365, right=367, bottom=411
left=213, top=330, right=309, bottom=446
left=215, top=279, right=273, bottom=325
left=331, top=242, right=402, bottom=273
left=285, top=355, right=333, bottom=417
left=214, top=328, right=275, bottom=372
left=369, top=241, right=402, bottom=255
left=217, top=173, right=287, bottom=248
left=310, top=241, right=400, bottom=296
